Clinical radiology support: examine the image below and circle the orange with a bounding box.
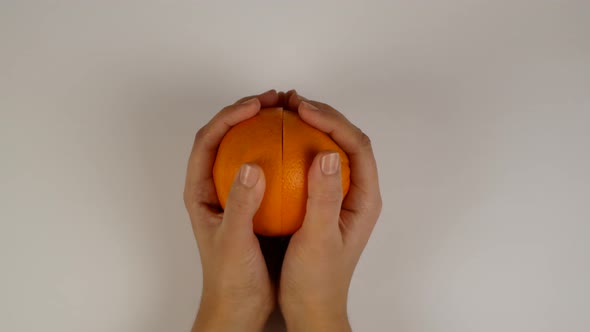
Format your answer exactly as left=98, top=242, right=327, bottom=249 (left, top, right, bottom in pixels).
left=213, top=107, right=350, bottom=236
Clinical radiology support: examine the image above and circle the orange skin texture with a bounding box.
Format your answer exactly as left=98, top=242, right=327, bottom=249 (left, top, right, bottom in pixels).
left=213, top=107, right=350, bottom=236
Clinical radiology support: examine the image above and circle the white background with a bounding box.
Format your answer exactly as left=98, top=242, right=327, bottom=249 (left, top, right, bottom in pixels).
left=1, top=1, right=589, bottom=331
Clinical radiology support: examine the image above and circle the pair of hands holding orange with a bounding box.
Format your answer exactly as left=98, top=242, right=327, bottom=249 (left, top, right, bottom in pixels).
left=183, top=90, right=382, bottom=331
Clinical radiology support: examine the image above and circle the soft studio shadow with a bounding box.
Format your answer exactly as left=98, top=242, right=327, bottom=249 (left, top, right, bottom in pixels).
left=258, top=235, right=290, bottom=332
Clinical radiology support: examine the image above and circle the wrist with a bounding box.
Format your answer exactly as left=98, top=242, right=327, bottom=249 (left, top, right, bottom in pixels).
left=282, top=302, right=351, bottom=332
left=193, top=296, right=272, bottom=332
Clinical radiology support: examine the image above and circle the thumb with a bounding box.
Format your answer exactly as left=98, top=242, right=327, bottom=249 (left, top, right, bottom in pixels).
left=301, top=151, right=344, bottom=233
left=222, top=163, right=266, bottom=235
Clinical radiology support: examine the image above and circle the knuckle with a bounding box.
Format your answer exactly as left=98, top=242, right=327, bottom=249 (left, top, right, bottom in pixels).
left=183, top=189, right=193, bottom=208
left=365, top=198, right=383, bottom=221
left=315, top=100, right=337, bottom=113
left=357, top=131, right=373, bottom=149
left=220, top=104, right=237, bottom=114
left=309, top=189, right=343, bottom=205
left=194, top=123, right=220, bottom=149
left=361, top=195, right=383, bottom=218
left=183, top=186, right=199, bottom=210
left=227, top=192, right=253, bottom=212
left=231, top=199, right=249, bottom=211
left=194, top=125, right=210, bottom=143
left=374, top=195, right=383, bottom=216
left=183, top=182, right=210, bottom=208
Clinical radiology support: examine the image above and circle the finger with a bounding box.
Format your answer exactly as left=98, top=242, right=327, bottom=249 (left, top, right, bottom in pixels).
left=221, top=163, right=266, bottom=237
left=290, top=92, right=343, bottom=114
left=301, top=151, right=344, bottom=235
left=286, top=90, right=303, bottom=111
left=234, top=89, right=280, bottom=108
left=233, top=89, right=274, bottom=104
left=184, top=98, right=261, bottom=212
left=298, top=100, right=381, bottom=214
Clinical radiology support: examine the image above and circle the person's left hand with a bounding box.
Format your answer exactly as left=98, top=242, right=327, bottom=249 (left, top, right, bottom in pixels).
left=183, top=90, right=282, bottom=332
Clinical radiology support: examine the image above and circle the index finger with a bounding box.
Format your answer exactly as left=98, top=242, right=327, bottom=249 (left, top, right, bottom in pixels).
left=297, top=100, right=382, bottom=215
left=183, top=98, right=261, bottom=212
left=234, top=89, right=281, bottom=108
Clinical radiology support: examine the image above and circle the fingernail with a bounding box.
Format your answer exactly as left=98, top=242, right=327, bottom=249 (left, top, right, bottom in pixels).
left=262, top=89, right=275, bottom=94
left=320, top=152, right=340, bottom=175
left=301, top=101, right=319, bottom=111
left=239, top=164, right=259, bottom=188
left=241, top=97, right=258, bottom=105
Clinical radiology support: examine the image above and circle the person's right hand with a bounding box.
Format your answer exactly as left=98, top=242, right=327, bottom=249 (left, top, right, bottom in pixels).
left=279, top=92, right=383, bottom=331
